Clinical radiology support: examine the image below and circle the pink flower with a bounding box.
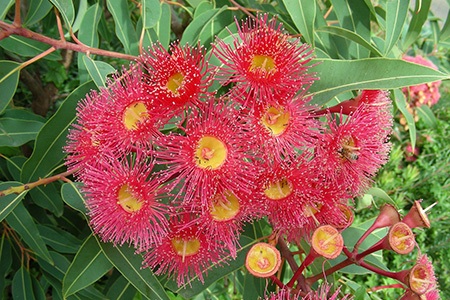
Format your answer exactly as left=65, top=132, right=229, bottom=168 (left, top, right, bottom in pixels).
left=154, top=99, right=261, bottom=209
left=314, top=100, right=392, bottom=195
left=81, top=151, right=169, bottom=252
left=140, top=42, right=211, bottom=116
left=303, top=284, right=352, bottom=300
left=90, top=65, right=164, bottom=151
left=247, top=95, right=320, bottom=164
left=142, top=213, right=227, bottom=286
left=402, top=55, right=441, bottom=107
left=213, top=14, right=315, bottom=111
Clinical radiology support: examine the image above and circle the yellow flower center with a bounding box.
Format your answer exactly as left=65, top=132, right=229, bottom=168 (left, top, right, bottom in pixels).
left=166, top=72, right=184, bottom=95
left=210, top=191, right=240, bottom=221
left=311, top=225, right=343, bottom=259
left=261, top=106, right=290, bottom=136
left=388, top=222, right=415, bottom=254
left=410, top=264, right=433, bottom=294
left=122, top=101, right=149, bottom=131
left=117, top=184, right=143, bottom=213
left=171, top=237, right=201, bottom=262
left=245, top=243, right=281, bottom=278
left=250, top=55, right=276, bottom=73
left=264, top=178, right=293, bottom=200
left=195, top=136, right=227, bottom=169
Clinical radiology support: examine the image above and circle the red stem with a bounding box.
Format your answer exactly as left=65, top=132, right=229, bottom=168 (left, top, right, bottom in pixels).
left=0, top=20, right=138, bottom=61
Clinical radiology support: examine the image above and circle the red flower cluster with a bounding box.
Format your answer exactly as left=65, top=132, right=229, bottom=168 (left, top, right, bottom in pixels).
left=66, top=15, right=393, bottom=289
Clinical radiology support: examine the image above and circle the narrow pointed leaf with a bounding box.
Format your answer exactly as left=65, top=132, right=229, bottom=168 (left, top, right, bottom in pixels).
left=24, top=0, right=53, bottom=26
left=142, top=0, right=161, bottom=29
left=5, top=202, right=53, bottom=264
left=416, top=105, right=437, bottom=128
left=440, top=10, right=450, bottom=41
left=0, top=36, right=61, bottom=60
left=72, top=0, right=88, bottom=34
left=0, top=0, right=14, bottom=20
left=63, top=234, right=112, bottom=297
left=394, top=89, right=416, bottom=149
left=0, top=61, right=20, bottom=115
left=403, top=0, right=431, bottom=49
left=0, top=236, right=12, bottom=294
left=37, top=224, right=81, bottom=254
left=0, top=117, right=44, bottom=147
left=307, top=58, right=450, bottom=106
left=383, top=0, right=410, bottom=55
left=281, top=0, right=316, bottom=46
left=0, top=181, right=27, bottom=222
left=99, top=240, right=170, bottom=300
left=12, top=267, right=34, bottom=300
left=21, top=81, right=96, bottom=183
left=106, top=0, right=139, bottom=55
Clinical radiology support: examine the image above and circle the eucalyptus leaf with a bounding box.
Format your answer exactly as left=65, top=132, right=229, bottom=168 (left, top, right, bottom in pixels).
left=0, top=36, right=61, bottom=60
left=83, top=56, right=115, bottom=88
left=49, top=0, right=75, bottom=27
left=393, top=89, right=417, bottom=149
left=383, top=0, right=410, bottom=55
left=0, top=61, right=20, bottom=115
left=12, top=267, right=34, bottom=300
left=24, top=0, right=53, bottom=26
left=106, top=0, right=139, bottom=55
left=281, top=0, right=316, bottom=46
left=0, top=116, right=44, bottom=147
left=0, top=181, right=27, bottom=222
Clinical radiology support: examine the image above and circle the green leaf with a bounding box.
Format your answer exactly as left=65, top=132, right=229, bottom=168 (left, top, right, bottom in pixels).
left=0, top=36, right=62, bottom=60
left=142, top=0, right=161, bottom=29
left=77, top=4, right=102, bottom=47
left=281, top=0, right=316, bottom=46
left=106, top=0, right=139, bottom=55
left=83, top=56, right=115, bottom=88
left=24, top=0, right=53, bottom=26
left=0, top=0, right=14, bottom=20
left=61, top=182, right=87, bottom=216
left=20, top=81, right=97, bottom=183
left=403, top=0, right=432, bottom=49
left=0, top=116, right=44, bottom=147
left=439, top=10, right=450, bottom=41
left=180, top=6, right=229, bottom=45
left=105, top=275, right=137, bottom=300
left=12, top=267, right=34, bottom=300
left=166, top=236, right=256, bottom=298
left=366, top=187, right=396, bottom=205
left=63, top=234, right=112, bottom=297
left=5, top=202, right=53, bottom=264
left=0, top=181, right=27, bottom=222
left=417, top=105, right=437, bottom=128
left=49, top=0, right=75, bottom=27
left=393, top=89, right=417, bottom=149
left=0, top=236, right=12, bottom=294
left=31, top=274, right=47, bottom=300
left=72, top=0, right=88, bottom=34
left=99, top=240, right=170, bottom=300
left=383, top=0, right=410, bottom=55
left=0, top=61, right=20, bottom=115
left=29, top=183, right=64, bottom=217
left=37, top=224, right=81, bottom=254
left=141, top=2, right=172, bottom=49
left=316, top=26, right=382, bottom=57
left=307, top=58, right=450, bottom=106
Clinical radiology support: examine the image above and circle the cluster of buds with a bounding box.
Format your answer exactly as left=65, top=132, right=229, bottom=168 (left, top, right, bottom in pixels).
left=64, top=14, right=437, bottom=298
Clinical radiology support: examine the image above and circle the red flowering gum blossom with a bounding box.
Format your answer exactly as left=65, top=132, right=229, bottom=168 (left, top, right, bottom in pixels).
left=403, top=255, right=439, bottom=298
left=139, top=42, right=211, bottom=115
left=387, top=222, right=415, bottom=255
left=245, top=242, right=281, bottom=278
left=213, top=14, right=315, bottom=111
left=311, top=225, right=343, bottom=259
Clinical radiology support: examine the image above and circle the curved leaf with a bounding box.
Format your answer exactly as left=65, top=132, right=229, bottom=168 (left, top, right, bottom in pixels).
left=21, top=81, right=97, bottom=182
left=0, top=0, right=14, bottom=20
left=307, top=58, right=450, bottom=106
left=0, top=36, right=61, bottom=60
left=29, top=183, right=64, bottom=217
left=106, top=0, right=139, bottom=55
left=0, top=61, right=20, bottom=115
left=316, top=26, right=382, bottom=57
left=403, top=0, right=432, bottom=49
left=142, top=0, right=161, bottom=29
left=24, top=0, right=53, bottom=26
left=83, top=56, right=115, bottom=88
left=281, top=0, right=316, bottom=46
left=393, top=89, right=416, bottom=149
left=5, top=202, right=53, bottom=264
left=61, top=182, right=87, bottom=216
left=49, top=0, right=75, bottom=27
left=37, top=224, right=81, bottom=254
left=99, top=240, right=170, bottom=300
left=12, top=267, right=34, bottom=300
left=63, top=234, right=112, bottom=297
left=72, top=0, right=88, bottom=34
left=383, top=0, right=410, bottom=55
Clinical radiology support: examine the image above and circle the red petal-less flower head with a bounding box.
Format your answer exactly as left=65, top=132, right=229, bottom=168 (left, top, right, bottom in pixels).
left=154, top=99, right=261, bottom=209
left=213, top=14, right=316, bottom=111
left=81, top=151, right=169, bottom=252
left=314, top=105, right=392, bottom=195
left=140, top=42, right=212, bottom=115
left=248, top=95, right=320, bottom=164
left=142, top=213, right=227, bottom=287
left=91, top=64, right=165, bottom=151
